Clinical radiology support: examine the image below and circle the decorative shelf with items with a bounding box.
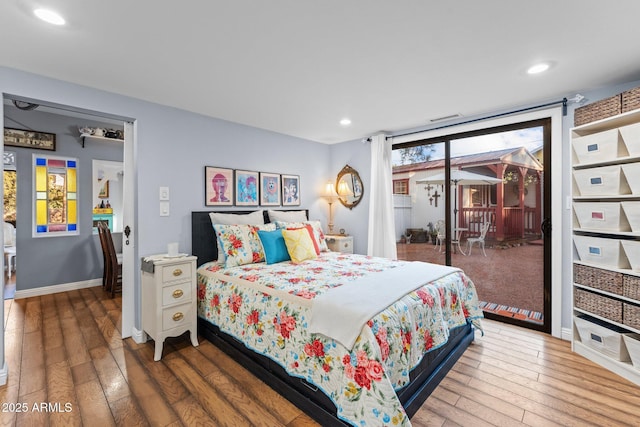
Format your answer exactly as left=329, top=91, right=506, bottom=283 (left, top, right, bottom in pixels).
left=78, top=126, right=124, bottom=147
left=571, top=108, right=640, bottom=385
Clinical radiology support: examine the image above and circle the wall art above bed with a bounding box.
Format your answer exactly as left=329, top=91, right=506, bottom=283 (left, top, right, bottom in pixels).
left=204, top=166, right=233, bottom=206
left=259, top=172, right=281, bottom=206
left=204, top=166, right=300, bottom=207
left=235, top=169, right=259, bottom=206
left=281, top=174, right=300, bottom=206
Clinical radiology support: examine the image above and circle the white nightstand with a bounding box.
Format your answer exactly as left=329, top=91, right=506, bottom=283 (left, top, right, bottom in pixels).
left=325, top=235, right=354, bottom=254
left=141, top=254, right=199, bottom=360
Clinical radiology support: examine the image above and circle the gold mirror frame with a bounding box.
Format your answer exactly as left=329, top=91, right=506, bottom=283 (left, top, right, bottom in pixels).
left=336, top=164, right=364, bottom=210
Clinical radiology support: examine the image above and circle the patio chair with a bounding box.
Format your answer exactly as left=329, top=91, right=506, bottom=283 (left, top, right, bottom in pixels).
left=434, top=220, right=446, bottom=252
left=466, top=221, right=490, bottom=256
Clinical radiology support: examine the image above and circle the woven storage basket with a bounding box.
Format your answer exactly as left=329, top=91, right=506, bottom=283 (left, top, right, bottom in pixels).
left=574, top=94, right=622, bottom=126
left=624, top=303, right=640, bottom=330
left=574, top=264, right=623, bottom=294
left=622, top=87, right=640, bottom=113
left=624, top=275, right=640, bottom=300
left=574, top=288, right=623, bottom=323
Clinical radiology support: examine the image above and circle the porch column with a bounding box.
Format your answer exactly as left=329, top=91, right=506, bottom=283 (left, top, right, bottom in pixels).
left=535, top=170, right=542, bottom=235
left=495, top=164, right=505, bottom=241
left=519, top=167, right=527, bottom=238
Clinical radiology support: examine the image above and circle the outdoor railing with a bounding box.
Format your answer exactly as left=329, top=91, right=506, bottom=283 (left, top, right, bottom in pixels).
left=460, top=207, right=496, bottom=237
left=461, top=206, right=539, bottom=240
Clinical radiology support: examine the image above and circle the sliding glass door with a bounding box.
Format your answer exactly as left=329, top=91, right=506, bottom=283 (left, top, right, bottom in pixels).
left=393, top=118, right=551, bottom=332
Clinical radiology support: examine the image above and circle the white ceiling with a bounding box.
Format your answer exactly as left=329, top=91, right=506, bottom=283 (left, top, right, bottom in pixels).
left=2, top=1, right=640, bottom=144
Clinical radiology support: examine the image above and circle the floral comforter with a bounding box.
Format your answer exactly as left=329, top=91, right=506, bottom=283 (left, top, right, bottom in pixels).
left=197, top=252, right=483, bottom=426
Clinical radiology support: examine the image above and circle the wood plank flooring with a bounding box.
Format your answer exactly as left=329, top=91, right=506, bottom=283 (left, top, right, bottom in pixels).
left=1, top=287, right=639, bottom=426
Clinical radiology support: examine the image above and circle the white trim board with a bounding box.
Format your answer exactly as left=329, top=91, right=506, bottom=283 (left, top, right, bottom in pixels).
left=13, top=279, right=102, bottom=299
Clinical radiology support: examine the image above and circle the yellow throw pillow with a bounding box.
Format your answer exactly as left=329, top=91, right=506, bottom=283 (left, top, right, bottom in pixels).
left=282, top=228, right=318, bottom=264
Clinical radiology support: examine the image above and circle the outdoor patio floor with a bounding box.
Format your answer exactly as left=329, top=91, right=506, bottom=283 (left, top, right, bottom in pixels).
left=396, top=241, right=544, bottom=322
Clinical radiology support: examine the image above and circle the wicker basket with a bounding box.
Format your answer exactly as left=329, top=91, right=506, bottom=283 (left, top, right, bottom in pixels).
left=574, top=94, right=622, bottom=126
left=574, top=288, right=623, bottom=323
left=624, top=303, right=640, bottom=330
left=622, top=87, right=640, bottom=113
left=624, top=275, right=640, bottom=300
left=574, top=263, right=623, bottom=295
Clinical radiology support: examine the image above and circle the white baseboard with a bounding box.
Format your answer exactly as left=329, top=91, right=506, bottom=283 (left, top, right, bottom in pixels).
left=131, top=327, right=147, bottom=344
left=0, top=362, right=8, bottom=386
left=561, top=327, right=572, bottom=342
left=14, top=279, right=102, bottom=299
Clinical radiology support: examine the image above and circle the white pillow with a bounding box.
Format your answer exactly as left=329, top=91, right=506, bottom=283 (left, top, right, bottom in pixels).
left=209, top=210, right=265, bottom=262
left=267, top=209, right=307, bottom=223
left=209, top=210, right=265, bottom=226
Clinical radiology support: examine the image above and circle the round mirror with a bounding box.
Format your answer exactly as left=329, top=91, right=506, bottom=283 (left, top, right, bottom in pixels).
left=336, top=164, right=364, bottom=210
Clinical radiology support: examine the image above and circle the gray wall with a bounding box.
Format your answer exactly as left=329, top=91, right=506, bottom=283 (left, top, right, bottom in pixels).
left=328, top=138, right=372, bottom=255
left=0, top=66, right=331, bottom=332
left=4, top=107, right=123, bottom=289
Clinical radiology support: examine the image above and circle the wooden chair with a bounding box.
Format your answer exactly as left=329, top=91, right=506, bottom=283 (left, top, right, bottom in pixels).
left=97, top=222, right=109, bottom=288
left=98, top=222, right=122, bottom=297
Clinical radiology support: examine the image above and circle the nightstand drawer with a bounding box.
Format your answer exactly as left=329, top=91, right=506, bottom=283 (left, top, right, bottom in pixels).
left=162, top=262, right=192, bottom=283
left=162, top=282, right=192, bottom=306
left=326, top=235, right=354, bottom=254
left=162, top=302, right=192, bottom=331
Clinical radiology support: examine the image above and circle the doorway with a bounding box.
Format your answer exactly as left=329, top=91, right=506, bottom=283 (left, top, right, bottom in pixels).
left=393, top=118, right=552, bottom=333
left=1, top=95, right=136, bottom=337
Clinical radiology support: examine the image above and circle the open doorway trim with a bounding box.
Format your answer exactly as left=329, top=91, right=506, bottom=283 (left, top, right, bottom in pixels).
left=1, top=94, right=137, bottom=341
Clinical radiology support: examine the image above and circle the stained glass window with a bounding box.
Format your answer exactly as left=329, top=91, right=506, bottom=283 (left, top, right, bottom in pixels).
left=33, top=155, right=79, bottom=237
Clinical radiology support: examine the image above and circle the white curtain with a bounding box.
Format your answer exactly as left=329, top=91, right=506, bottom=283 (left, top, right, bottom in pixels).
left=367, top=134, right=397, bottom=259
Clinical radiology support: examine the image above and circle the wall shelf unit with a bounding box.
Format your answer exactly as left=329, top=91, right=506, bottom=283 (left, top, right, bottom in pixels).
left=571, top=108, right=640, bottom=386
left=80, top=133, right=124, bottom=148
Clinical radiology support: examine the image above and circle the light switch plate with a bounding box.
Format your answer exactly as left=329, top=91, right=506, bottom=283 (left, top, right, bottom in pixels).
left=160, top=201, right=170, bottom=216
left=159, top=186, right=170, bottom=201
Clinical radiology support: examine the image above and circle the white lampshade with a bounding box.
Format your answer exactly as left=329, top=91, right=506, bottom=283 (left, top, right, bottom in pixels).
left=337, top=180, right=353, bottom=197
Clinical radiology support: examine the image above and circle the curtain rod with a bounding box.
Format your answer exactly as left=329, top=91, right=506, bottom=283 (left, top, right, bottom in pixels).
left=388, top=96, right=578, bottom=140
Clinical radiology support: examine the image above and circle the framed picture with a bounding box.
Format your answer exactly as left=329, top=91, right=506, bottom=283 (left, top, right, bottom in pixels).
left=205, top=166, right=233, bottom=206
left=260, top=172, right=281, bottom=206
left=281, top=174, right=300, bottom=206
left=98, top=179, right=109, bottom=198
left=235, top=170, right=259, bottom=206
left=4, top=128, right=56, bottom=151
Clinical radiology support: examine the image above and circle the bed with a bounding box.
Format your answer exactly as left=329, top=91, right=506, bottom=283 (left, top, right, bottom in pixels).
left=192, top=210, right=483, bottom=426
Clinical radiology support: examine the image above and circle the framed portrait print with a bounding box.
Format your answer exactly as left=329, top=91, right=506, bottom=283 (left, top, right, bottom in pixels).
left=281, top=174, right=300, bottom=206
left=260, top=172, right=281, bottom=206
left=205, top=166, right=233, bottom=206
left=235, top=170, right=259, bottom=206
left=4, top=128, right=56, bottom=151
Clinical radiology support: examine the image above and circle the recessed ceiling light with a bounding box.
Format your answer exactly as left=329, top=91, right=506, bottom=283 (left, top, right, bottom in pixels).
left=339, top=118, right=351, bottom=126
left=527, top=63, right=550, bottom=75
left=34, top=8, right=66, bottom=26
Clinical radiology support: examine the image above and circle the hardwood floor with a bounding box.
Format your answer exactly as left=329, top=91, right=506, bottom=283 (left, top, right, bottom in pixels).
left=1, top=287, right=639, bottom=426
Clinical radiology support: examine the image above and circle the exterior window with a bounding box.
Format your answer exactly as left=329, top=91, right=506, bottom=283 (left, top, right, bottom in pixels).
left=393, top=179, right=409, bottom=194
left=33, top=154, right=78, bottom=237
left=469, top=185, right=498, bottom=206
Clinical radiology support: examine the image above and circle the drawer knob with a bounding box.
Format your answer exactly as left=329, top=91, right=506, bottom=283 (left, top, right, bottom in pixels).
left=172, top=268, right=182, bottom=277
left=172, top=312, right=184, bottom=322
left=172, top=289, right=184, bottom=299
